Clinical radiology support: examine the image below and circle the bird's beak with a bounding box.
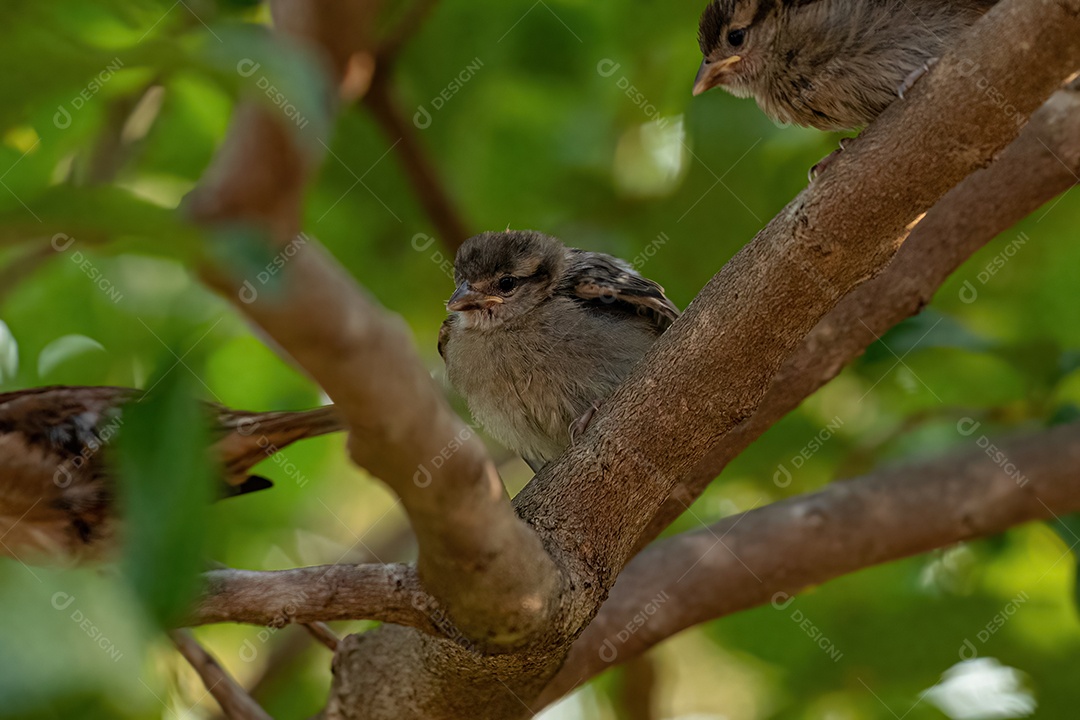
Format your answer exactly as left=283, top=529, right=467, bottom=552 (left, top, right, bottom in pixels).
left=447, top=281, right=504, bottom=312
left=692, top=55, right=741, bottom=96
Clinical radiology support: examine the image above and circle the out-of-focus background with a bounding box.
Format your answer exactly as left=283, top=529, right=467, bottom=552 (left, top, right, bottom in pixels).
left=1, top=1, right=1078, bottom=718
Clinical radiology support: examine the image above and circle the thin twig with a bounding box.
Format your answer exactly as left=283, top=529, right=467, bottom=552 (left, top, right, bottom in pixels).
left=170, top=630, right=274, bottom=720
left=359, top=0, right=471, bottom=252
left=303, top=621, right=341, bottom=651
left=616, top=654, right=658, bottom=720
left=363, top=76, right=471, bottom=251
left=378, top=0, right=440, bottom=62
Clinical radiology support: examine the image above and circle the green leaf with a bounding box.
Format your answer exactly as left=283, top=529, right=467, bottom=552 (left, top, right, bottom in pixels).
left=0, top=185, right=201, bottom=260
left=37, top=333, right=107, bottom=379
left=1048, top=404, right=1080, bottom=427
left=189, top=23, right=332, bottom=152
left=116, top=355, right=213, bottom=628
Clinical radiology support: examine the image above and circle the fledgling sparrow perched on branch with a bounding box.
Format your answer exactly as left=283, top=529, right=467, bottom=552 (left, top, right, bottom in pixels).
left=0, top=385, right=344, bottom=563
left=438, top=230, right=679, bottom=471
left=693, top=0, right=998, bottom=131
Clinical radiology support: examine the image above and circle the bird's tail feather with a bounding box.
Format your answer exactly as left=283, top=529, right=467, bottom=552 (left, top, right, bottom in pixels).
left=221, top=474, right=274, bottom=498
left=215, top=405, right=346, bottom=483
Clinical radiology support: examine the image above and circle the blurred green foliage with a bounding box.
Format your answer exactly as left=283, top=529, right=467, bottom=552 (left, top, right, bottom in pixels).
left=0, top=0, right=1078, bottom=718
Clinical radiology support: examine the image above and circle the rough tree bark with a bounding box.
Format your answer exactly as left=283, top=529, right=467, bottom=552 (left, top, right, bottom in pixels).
left=540, top=421, right=1080, bottom=704
left=189, top=77, right=1080, bottom=703
left=636, top=80, right=1080, bottom=552
left=171, top=0, right=1080, bottom=717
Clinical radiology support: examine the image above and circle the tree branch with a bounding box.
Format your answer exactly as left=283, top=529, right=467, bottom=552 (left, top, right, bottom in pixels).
left=378, top=0, right=440, bottom=62
left=170, top=0, right=1080, bottom=714
left=327, top=2, right=1080, bottom=716
left=635, top=80, right=1080, bottom=551
left=190, top=564, right=441, bottom=633
left=364, top=74, right=472, bottom=251
left=188, top=0, right=559, bottom=649
left=540, top=421, right=1080, bottom=703
left=303, top=622, right=341, bottom=652
left=362, top=0, right=471, bottom=252
left=171, top=630, right=274, bottom=720
left=514, top=0, right=1080, bottom=603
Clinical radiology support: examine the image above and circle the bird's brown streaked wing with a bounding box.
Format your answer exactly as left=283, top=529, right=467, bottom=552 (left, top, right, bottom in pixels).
left=0, top=386, right=131, bottom=562
left=558, top=248, right=680, bottom=332
left=0, top=386, right=344, bottom=563
left=0, top=385, right=133, bottom=455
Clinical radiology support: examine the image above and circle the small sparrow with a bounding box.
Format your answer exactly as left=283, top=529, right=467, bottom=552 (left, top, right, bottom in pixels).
left=693, top=0, right=998, bottom=131
left=438, top=231, right=679, bottom=471
left=0, top=385, right=344, bottom=563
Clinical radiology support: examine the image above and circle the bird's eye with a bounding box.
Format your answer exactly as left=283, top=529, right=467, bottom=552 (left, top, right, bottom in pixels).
left=727, top=28, right=746, bottom=47
left=497, top=276, right=517, bottom=293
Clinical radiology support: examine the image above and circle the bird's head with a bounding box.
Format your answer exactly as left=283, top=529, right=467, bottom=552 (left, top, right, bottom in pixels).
left=448, top=230, right=565, bottom=329
left=694, top=0, right=781, bottom=98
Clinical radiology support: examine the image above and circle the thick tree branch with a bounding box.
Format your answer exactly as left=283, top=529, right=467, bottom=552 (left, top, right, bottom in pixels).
left=540, top=421, right=1080, bottom=702
left=328, top=2, right=1080, bottom=717
left=188, top=0, right=559, bottom=648
left=636, top=80, right=1080, bottom=551
left=208, top=526, right=416, bottom=720
left=514, top=0, right=1080, bottom=602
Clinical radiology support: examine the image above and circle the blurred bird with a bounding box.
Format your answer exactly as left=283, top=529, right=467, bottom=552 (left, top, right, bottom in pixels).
left=0, top=385, right=344, bottom=563
left=438, top=230, right=679, bottom=471
left=693, top=0, right=998, bottom=131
